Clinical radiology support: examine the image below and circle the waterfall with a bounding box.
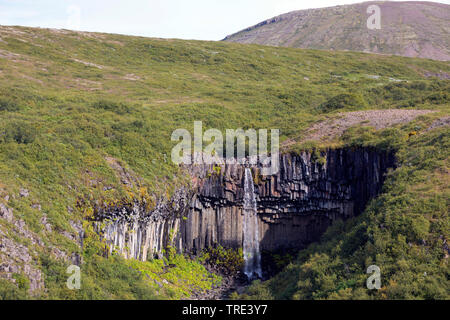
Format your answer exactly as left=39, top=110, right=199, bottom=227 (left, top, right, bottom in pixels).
left=243, top=168, right=262, bottom=280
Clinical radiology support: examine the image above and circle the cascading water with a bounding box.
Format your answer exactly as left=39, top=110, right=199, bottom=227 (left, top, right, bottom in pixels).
left=243, top=168, right=262, bottom=280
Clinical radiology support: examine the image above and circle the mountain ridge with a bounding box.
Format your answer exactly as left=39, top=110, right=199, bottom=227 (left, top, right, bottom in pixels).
left=223, top=1, right=450, bottom=61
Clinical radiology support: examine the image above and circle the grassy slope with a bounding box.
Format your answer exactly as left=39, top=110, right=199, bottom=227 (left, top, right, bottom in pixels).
left=0, top=26, right=448, bottom=299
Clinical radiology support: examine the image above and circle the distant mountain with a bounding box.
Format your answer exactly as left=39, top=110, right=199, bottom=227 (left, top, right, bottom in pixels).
left=223, top=1, right=450, bottom=61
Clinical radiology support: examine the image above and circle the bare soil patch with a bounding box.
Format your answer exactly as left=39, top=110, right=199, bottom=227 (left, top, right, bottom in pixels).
left=282, top=109, right=435, bottom=147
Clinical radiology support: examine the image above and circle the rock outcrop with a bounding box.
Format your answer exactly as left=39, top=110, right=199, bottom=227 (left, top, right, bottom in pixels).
left=97, top=147, right=395, bottom=267
left=0, top=203, right=44, bottom=293
left=94, top=187, right=192, bottom=261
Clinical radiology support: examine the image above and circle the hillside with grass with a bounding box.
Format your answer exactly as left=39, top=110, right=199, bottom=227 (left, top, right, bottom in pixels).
left=0, top=25, right=448, bottom=299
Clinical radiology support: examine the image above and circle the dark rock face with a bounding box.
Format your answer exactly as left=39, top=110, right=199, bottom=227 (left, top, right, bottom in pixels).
left=94, top=187, right=192, bottom=261
left=97, top=148, right=395, bottom=263
left=182, top=147, right=395, bottom=253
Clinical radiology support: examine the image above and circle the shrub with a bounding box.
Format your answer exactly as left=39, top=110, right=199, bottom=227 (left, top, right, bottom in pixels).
left=237, top=280, right=274, bottom=300
left=199, top=244, right=244, bottom=275
left=92, top=100, right=131, bottom=115
left=319, top=92, right=367, bottom=112
left=1, top=121, right=38, bottom=144
left=12, top=273, right=30, bottom=291
left=0, top=98, right=20, bottom=112
left=0, top=279, right=28, bottom=300
left=423, top=92, right=449, bottom=104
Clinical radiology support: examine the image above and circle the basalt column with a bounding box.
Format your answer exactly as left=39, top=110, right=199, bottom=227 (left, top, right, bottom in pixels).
left=180, top=147, right=395, bottom=254
left=97, top=147, right=395, bottom=264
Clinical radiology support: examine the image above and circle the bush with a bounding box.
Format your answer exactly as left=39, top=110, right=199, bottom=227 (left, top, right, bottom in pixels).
left=0, top=121, right=38, bottom=144
left=12, top=273, right=30, bottom=291
left=199, top=244, right=244, bottom=275
left=0, top=98, right=20, bottom=112
left=237, top=280, right=274, bottom=300
left=92, top=100, right=131, bottom=115
left=423, top=92, right=449, bottom=104
left=0, top=279, right=28, bottom=300
left=319, top=92, right=367, bottom=112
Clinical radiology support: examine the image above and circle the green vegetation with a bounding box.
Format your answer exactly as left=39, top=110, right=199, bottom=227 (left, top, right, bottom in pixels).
left=0, top=279, right=29, bottom=300
left=0, top=26, right=448, bottom=300
left=37, top=253, right=159, bottom=300
left=318, top=92, right=367, bottom=113
left=127, top=253, right=221, bottom=299
left=199, top=245, right=244, bottom=275
left=0, top=223, right=218, bottom=300
left=12, top=273, right=30, bottom=291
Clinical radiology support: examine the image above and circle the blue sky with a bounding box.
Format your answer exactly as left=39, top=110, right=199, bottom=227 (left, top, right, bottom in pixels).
left=1, top=0, right=448, bottom=40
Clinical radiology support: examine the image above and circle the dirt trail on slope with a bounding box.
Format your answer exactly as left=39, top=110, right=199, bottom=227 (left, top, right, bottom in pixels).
left=282, top=109, right=436, bottom=148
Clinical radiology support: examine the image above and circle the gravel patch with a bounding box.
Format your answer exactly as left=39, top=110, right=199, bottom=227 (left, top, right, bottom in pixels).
left=283, top=109, right=435, bottom=147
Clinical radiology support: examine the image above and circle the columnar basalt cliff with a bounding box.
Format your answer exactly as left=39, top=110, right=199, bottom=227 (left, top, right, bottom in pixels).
left=96, top=147, right=395, bottom=266
left=93, top=187, right=192, bottom=261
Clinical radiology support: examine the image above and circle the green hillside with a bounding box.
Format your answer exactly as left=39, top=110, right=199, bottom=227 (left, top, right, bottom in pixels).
left=0, top=25, right=448, bottom=299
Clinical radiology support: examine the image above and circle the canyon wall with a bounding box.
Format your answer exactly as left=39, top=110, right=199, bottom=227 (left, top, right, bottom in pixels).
left=96, top=147, right=395, bottom=262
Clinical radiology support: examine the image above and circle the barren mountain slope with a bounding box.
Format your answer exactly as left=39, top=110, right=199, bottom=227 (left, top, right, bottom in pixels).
left=224, top=1, right=450, bottom=61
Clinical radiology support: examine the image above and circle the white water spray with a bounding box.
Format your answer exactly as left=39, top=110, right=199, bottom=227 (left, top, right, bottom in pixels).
left=243, top=168, right=262, bottom=280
